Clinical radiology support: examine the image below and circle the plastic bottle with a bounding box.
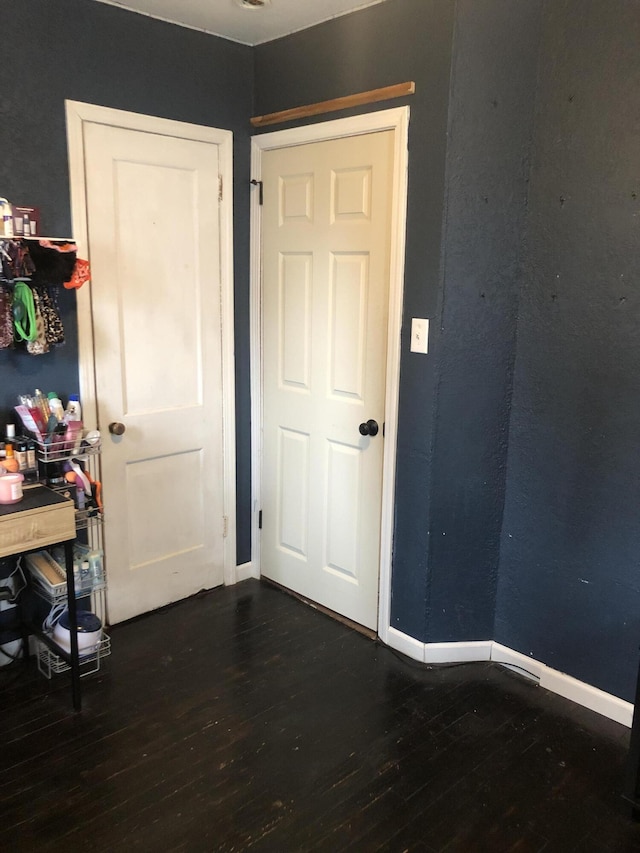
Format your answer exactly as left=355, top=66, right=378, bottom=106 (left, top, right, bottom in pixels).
left=65, top=420, right=83, bottom=455
left=47, top=392, right=64, bottom=422
left=65, top=394, right=82, bottom=422
left=34, top=389, right=51, bottom=426
left=14, top=441, right=27, bottom=472
left=80, top=558, right=91, bottom=584
left=0, top=199, right=13, bottom=238
left=3, top=444, right=19, bottom=473
left=5, top=426, right=15, bottom=462
left=73, top=554, right=91, bottom=586
left=88, top=549, right=104, bottom=583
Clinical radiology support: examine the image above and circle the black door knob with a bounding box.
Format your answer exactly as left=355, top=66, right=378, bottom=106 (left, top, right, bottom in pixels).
left=359, top=419, right=379, bottom=437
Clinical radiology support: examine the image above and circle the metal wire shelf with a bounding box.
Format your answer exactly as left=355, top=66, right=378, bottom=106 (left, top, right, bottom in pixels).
left=35, top=632, right=111, bottom=679
left=19, top=432, right=104, bottom=531
left=33, top=437, right=101, bottom=464
left=29, top=573, right=106, bottom=606
left=24, top=542, right=107, bottom=625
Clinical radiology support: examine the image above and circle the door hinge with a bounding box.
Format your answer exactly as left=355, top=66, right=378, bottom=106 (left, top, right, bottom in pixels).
left=223, top=515, right=229, bottom=538
left=250, top=179, right=264, bottom=205
left=218, top=175, right=223, bottom=202
left=258, top=510, right=262, bottom=530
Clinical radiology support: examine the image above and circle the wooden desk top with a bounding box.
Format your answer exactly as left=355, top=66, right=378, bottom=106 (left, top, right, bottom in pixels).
left=0, top=484, right=71, bottom=517
left=0, top=484, right=75, bottom=556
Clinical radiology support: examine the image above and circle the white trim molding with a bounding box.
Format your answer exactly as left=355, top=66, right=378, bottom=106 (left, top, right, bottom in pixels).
left=538, top=663, right=632, bottom=728
left=250, top=106, right=410, bottom=643
left=490, top=642, right=544, bottom=680
left=235, top=562, right=258, bottom=583
left=492, top=642, right=633, bottom=728
left=425, top=640, right=493, bottom=665
left=66, top=100, right=238, bottom=586
left=387, top=626, right=428, bottom=662
left=385, top=631, right=633, bottom=728
left=387, top=628, right=492, bottom=664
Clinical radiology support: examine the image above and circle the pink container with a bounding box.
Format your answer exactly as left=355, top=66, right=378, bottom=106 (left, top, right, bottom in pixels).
left=0, top=473, right=24, bottom=504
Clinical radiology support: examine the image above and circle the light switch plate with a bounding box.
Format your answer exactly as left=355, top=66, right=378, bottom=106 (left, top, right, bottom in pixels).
left=410, top=318, right=429, bottom=354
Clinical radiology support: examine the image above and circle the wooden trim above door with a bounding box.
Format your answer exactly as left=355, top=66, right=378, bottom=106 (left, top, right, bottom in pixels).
left=65, top=100, right=238, bottom=587
left=250, top=82, right=415, bottom=127
left=249, top=107, right=410, bottom=644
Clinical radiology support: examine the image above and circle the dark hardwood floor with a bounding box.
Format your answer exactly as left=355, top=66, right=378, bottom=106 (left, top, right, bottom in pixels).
left=2, top=579, right=640, bottom=852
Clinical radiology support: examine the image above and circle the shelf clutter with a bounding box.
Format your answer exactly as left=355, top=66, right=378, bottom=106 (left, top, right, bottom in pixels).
left=24, top=542, right=105, bottom=604
left=0, top=200, right=90, bottom=355
left=0, top=387, right=106, bottom=706
left=35, top=633, right=111, bottom=680
left=5, top=389, right=102, bottom=526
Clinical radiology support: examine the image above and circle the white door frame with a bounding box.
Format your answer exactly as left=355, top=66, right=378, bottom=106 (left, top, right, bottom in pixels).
left=250, top=106, right=409, bottom=643
left=65, top=100, right=238, bottom=587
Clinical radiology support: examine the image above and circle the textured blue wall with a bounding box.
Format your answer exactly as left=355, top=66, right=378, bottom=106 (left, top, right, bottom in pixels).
left=255, top=0, right=543, bottom=644
left=0, top=0, right=254, bottom=563
left=496, top=0, right=640, bottom=701
left=4, top=0, right=639, bottom=703
left=426, top=1, right=541, bottom=641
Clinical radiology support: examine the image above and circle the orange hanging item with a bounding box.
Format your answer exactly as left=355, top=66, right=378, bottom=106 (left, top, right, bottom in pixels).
left=65, top=257, right=91, bottom=290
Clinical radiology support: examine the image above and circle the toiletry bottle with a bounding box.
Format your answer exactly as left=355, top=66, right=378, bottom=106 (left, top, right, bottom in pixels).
left=34, top=389, right=51, bottom=426
left=88, top=550, right=104, bottom=583
left=3, top=444, right=19, bottom=473
left=47, top=392, right=64, bottom=422
left=4, top=426, right=16, bottom=475
left=26, top=441, right=36, bottom=470
left=0, top=199, right=13, bottom=238
left=14, top=441, right=27, bottom=472
left=65, top=394, right=82, bottom=422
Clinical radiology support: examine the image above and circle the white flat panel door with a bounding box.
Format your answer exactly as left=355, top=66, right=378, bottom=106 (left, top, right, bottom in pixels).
left=83, top=122, right=225, bottom=623
left=261, top=131, right=394, bottom=630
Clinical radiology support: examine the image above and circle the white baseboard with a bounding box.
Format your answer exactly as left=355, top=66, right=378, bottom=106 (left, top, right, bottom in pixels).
left=235, top=562, right=258, bottom=583
left=424, top=640, right=492, bottom=664
left=387, top=626, right=426, bottom=661
left=540, top=666, right=633, bottom=728
left=387, top=628, right=492, bottom=664
left=491, top=642, right=543, bottom=680
left=384, top=630, right=633, bottom=728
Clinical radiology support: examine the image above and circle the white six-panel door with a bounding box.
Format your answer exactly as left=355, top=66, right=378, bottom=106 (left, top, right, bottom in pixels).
left=81, top=120, right=227, bottom=624
left=261, top=130, right=394, bottom=629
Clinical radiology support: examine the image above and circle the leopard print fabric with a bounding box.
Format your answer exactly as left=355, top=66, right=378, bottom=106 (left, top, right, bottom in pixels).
left=26, top=288, right=49, bottom=355
left=38, top=286, right=65, bottom=346
left=0, top=287, right=13, bottom=348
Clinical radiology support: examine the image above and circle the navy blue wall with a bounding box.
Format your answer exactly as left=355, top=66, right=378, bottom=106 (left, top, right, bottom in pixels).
left=496, top=0, right=640, bottom=701
left=425, top=1, right=541, bottom=642
left=0, top=0, right=254, bottom=563
left=4, top=0, right=639, bottom=702
left=255, top=0, right=456, bottom=641
left=260, top=0, right=640, bottom=701
left=255, top=0, right=544, bottom=644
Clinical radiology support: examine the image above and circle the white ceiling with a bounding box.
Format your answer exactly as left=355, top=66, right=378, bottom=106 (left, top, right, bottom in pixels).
left=92, top=0, right=388, bottom=46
